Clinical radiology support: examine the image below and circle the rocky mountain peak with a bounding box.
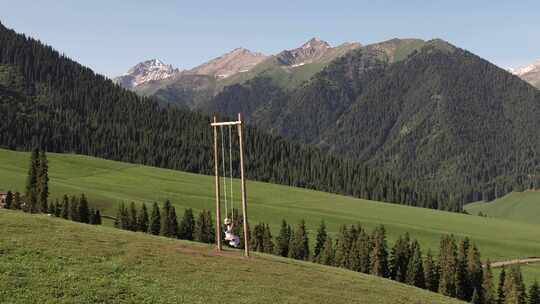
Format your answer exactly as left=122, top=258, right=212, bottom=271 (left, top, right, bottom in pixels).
left=277, top=37, right=332, bottom=67
left=114, top=59, right=180, bottom=89
left=511, top=59, right=540, bottom=88
left=188, top=48, right=268, bottom=79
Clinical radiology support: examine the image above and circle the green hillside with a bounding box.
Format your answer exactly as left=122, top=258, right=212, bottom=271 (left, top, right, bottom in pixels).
left=0, top=210, right=464, bottom=304
left=1, top=149, right=539, bottom=263
left=465, top=191, right=540, bottom=224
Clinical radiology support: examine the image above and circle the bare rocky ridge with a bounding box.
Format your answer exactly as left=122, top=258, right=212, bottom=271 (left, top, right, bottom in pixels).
left=276, top=37, right=332, bottom=66
left=114, top=59, right=180, bottom=89
left=187, top=48, right=268, bottom=79
left=511, top=59, right=540, bottom=88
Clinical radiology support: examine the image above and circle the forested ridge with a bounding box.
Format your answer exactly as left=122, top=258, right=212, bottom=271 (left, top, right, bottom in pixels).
left=0, top=22, right=453, bottom=210
left=206, top=39, right=540, bottom=205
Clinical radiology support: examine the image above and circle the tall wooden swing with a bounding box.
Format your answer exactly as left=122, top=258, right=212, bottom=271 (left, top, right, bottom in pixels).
left=211, top=113, right=250, bottom=257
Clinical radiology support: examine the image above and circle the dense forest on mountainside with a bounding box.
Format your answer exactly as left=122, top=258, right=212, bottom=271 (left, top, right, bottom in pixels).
left=0, top=22, right=451, bottom=210
left=204, top=39, right=540, bottom=204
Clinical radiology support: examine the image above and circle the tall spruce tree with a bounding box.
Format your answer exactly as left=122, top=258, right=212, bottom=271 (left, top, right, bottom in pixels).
left=61, top=194, right=69, bottom=219
left=262, top=224, right=274, bottom=254
left=194, top=210, right=215, bottom=243
left=160, top=200, right=172, bottom=236
left=94, top=210, right=102, bottom=225
left=275, top=219, right=291, bottom=257
left=370, top=225, right=389, bottom=278
left=70, top=195, right=79, bottom=222
left=149, top=202, right=161, bottom=235
left=357, top=230, right=372, bottom=274
left=313, top=220, right=327, bottom=262
left=406, top=240, right=425, bottom=289
left=319, top=236, right=335, bottom=266
left=503, top=266, right=527, bottom=304
left=390, top=233, right=412, bottom=282
left=250, top=222, right=265, bottom=252
left=498, top=268, right=507, bottom=304
left=78, top=194, right=90, bottom=224
left=438, top=235, right=459, bottom=297
left=37, top=150, right=49, bottom=213
left=25, top=148, right=39, bottom=213
left=13, top=192, right=22, bottom=210
left=178, top=208, right=195, bottom=240
left=467, top=244, right=484, bottom=302
left=334, top=225, right=351, bottom=268
left=138, top=203, right=149, bottom=232
left=529, top=280, right=540, bottom=304
left=456, top=238, right=471, bottom=300
left=424, top=249, right=439, bottom=292
left=4, top=190, right=13, bottom=209
left=168, top=206, right=179, bottom=238
left=483, top=260, right=496, bottom=304
left=128, top=202, right=138, bottom=231
left=288, top=219, right=309, bottom=261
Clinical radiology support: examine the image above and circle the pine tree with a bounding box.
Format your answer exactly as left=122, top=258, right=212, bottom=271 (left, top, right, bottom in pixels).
left=115, top=202, right=130, bottom=230
left=438, top=235, right=458, bottom=297
left=13, top=192, right=22, bottom=210
left=250, top=222, right=265, bottom=252
left=498, top=268, right=507, bottom=304
left=37, top=150, right=49, bottom=213
left=483, top=260, right=496, bottom=304
left=390, top=233, right=412, bottom=282
left=503, top=266, right=527, bottom=304
left=70, top=195, right=79, bottom=222
left=168, top=206, right=179, bottom=238
left=275, top=219, right=291, bottom=257
left=424, top=249, right=439, bottom=292
left=467, top=243, right=484, bottom=302
left=25, top=148, right=39, bottom=213
left=457, top=238, right=471, bottom=300
left=406, top=240, right=425, bottom=289
left=357, top=230, right=372, bottom=274
left=78, top=194, right=90, bottom=224
left=195, top=210, right=215, bottom=243
left=94, top=210, right=102, bottom=225
left=319, top=236, right=334, bottom=266
left=128, top=202, right=138, bottom=231
left=370, top=225, right=389, bottom=278
left=138, top=203, right=149, bottom=232
left=178, top=208, right=195, bottom=240
left=262, top=224, right=274, bottom=254
left=48, top=199, right=56, bottom=214
left=529, top=280, right=540, bottom=304
left=160, top=200, right=172, bottom=236
left=288, top=219, right=309, bottom=261
left=4, top=190, right=13, bottom=209
left=313, top=220, right=327, bottom=262
left=61, top=195, right=69, bottom=219
left=334, top=225, right=351, bottom=268
left=54, top=199, right=61, bottom=217
left=149, top=202, right=161, bottom=235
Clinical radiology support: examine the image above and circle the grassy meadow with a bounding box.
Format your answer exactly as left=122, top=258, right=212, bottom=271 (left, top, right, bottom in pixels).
left=465, top=191, right=540, bottom=225
left=0, top=148, right=539, bottom=266
left=0, top=210, right=466, bottom=304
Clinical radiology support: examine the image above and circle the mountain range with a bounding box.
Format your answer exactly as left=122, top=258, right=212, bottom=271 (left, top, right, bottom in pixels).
left=1, top=19, right=539, bottom=208
left=511, top=59, right=540, bottom=88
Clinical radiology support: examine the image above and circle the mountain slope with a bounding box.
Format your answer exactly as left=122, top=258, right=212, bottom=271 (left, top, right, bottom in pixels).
left=0, top=210, right=465, bottom=304
left=511, top=59, right=540, bottom=88
left=465, top=191, right=540, bottom=224
left=2, top=148, right=540, bottom=261
left=188, top=47, right=268, bottom=79
left=205, top=39, right=540, bottom=204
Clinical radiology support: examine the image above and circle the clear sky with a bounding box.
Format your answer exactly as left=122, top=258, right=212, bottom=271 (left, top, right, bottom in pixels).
left=1, top=0, right=539, bottom=77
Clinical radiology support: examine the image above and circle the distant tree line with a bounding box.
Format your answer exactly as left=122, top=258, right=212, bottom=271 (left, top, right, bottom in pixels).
left=112, top=201, right=539, bottom=304
left=0, top=21, right=463, bottom=212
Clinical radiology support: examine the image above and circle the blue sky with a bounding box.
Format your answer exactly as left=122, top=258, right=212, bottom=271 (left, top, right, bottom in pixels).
left=2, top=0, right=539, bottom=77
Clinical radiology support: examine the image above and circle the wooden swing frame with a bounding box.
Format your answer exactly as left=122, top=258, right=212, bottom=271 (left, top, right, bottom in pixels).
left=211, top=113, right=250, bottom=257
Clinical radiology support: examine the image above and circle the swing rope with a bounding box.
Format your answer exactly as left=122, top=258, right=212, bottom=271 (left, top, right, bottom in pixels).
left=228, top=125, right=234, bottom=227
left=220, top=126, right=228, bottom=219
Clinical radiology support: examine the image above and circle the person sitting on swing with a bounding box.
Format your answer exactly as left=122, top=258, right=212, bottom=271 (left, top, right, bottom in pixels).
left=224, top=218, right=240, bottom=247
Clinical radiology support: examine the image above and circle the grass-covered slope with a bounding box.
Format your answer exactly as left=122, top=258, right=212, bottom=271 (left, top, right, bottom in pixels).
left=465, top=192, right=540, bottom=225
left=1, top=149, right=539, bottom=262
left=0, top=210, right=465, bottom=304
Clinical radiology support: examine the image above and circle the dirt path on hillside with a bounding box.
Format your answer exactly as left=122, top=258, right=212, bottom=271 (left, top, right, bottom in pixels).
left=490, top=258, right=540, bottom=268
